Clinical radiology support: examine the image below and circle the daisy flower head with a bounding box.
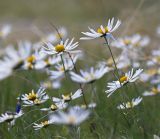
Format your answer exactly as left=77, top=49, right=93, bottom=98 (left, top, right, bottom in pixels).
left=49, top=106, right=90, bottom=125
left=70, top=66, right=110, bottom=84
left=33, top=119, right=54, bottom=130
left=117, top=97, right=142, bottom=109
left=21, top=87, right=49, bottom=107
left=0, top=41, right=32, bottom=80
left=105, top=69, right=143, bottom=97
left=52, top=89, right=82, bottom=104
left=143, top=85, right=160, bottom=96
left=0, top=110, right=23, bottom=127
left=41, top=38, right=80, bottom=55
left=80, top=18, right=121, bottom=41
left=40, top=102, right=68, bottom=112
left=111, top=34, right=150, bottom=49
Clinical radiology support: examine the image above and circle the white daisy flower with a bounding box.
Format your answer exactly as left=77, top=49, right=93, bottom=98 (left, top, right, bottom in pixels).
left=52, top=89, right=82, bottom=104
left=70, top=66, right=110, bottom=84
left=80, top=18, right=121, bottom=40
left=41, top=77, right=62, bottom=90
left=49, top=106, right=90, bottom=125
left=140, top=68, right=159, bottom=83
left=0, top=41, right=32, bottom=80
left=33, top=119, right=54, bottom=130
left=40, top=102, right=68, bottom=112
left=117, top=97, right=142, bottom=109
left=0, top=110, right=23, bottom=127
left=21, top=87, right=49, bottom=106
left=111, top=34, right=150, bottom=49
left=143, top=85, right=160, bottom=96
left=105, top=69, right=143, bottom=97
left=41, top=38, right=80, bottom=55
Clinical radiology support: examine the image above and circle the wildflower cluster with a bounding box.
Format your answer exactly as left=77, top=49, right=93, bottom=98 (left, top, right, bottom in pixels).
left=0, top=17, right=159, bottom=138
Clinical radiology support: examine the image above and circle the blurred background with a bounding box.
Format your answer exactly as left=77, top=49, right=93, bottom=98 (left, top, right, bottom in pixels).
left=0, top=0, right=160, bottom=41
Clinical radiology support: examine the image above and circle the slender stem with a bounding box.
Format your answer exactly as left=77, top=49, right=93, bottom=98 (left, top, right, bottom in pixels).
left=103, top=37, right=121, bottom=82
left=67, top=52, right=88, bottom=106
left=60, top=54, right=67, bottom=78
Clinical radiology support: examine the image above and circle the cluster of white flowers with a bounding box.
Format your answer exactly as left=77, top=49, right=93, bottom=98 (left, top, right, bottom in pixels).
left=0, top=17, right=159, bottom=135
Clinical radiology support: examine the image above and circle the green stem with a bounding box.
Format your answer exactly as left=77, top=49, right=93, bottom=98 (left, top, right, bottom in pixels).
left=67, top=52, right=88, bottom=107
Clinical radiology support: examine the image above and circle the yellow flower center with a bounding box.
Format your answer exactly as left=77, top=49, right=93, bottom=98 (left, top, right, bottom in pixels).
left=34, top=99, right=41, bottom=105
left=123, top=39, right=131, bottom=45
left=120, top=76, right=128, bottom=83
left=41, top=120, right=49, bottom=127
left=27, top=55, right=36, bottom=63
left=68, top=116, right=76, bottom=124
left=152, top=87, right=159, bottom=94
left=55, top=44, right=65, bottom=52
left=97, top=27, right=109, bottom=34
left=62, top=94, right=72, bottom=102
left=126, top=102, right=133, bottom=108
left=50, top=104, right=58, bottom=111
left=27, top=90, right=37, bottom=101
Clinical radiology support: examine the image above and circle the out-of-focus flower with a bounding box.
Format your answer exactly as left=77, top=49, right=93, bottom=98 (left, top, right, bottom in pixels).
left=111, top=34, right=150, bottom=49
left=0, top=110, right=23, bottom=127
left=0, top=41, right=32, bottom=80
left=41, top=38, right=80, bottom=55
left=156, top=26, right=160, bottom=36
left=0, top=24, right=11, bottom=39
left=105, top=69, right=143, bottom=97
left=80, top=102, right=96, bottom=109
left=48, top=55, right=77, bottom=79
left=80, top=18, right=121, bottom=40
left=143, top=85, right=160, bottom=96
left=49, top=106, right=90, bottom=125
left=70, top=66, right=110, bottom=84
left=52, top=89, right=82, bottom=104
left=117, top=97, right=142, bottom=109
left=21, top=87, right=49, bottom=106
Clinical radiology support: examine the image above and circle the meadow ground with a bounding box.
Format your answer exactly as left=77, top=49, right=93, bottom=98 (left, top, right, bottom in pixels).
left=0, top=0, right=160, bottom=139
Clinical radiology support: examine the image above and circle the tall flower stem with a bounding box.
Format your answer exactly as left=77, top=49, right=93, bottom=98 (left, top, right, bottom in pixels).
left=103, top=37, right=120, bottom=81
left=67, top=52, right=88, bottom=107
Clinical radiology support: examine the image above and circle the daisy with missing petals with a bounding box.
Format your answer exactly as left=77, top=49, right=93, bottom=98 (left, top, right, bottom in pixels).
left=143, top=85, right=160, bottom=96
left=40, top=102, right=68, bottom=112
left=41, top=38, right=80, bottom=55
left=0, top=110, right=23, bottom=128
left=105, top=69, right=143, bottom=97
left=52, top=89, right=82, bottom=104
left=117, top=97, right=142, bottom=109
left=49, top=106, right=90, bottom=125
left=70, top=66, right=110, bottom=84
left=80, top=18, right=121, bottom=40
left=33, top=119, right=54, bottom=130
left=21, top=87, right=49, bottom=107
